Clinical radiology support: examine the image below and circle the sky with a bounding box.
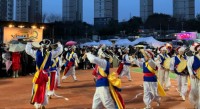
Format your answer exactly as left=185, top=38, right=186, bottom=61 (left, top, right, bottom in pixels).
left=43, top=0, right=200, bottom=24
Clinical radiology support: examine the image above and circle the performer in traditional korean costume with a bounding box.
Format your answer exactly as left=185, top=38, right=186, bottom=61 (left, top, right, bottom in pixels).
left=25, top=39, right=63, bottom=109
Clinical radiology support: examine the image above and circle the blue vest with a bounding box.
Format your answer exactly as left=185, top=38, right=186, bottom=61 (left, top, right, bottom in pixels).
left=159, top=54, right=166, bottom=65
left=123, top=54, right=131, bottom=66
left=143, top=63, right=157, bottom=82
left=174, top=56, right=187, bottom=75
left=96, top=61, right=110, bottom=87
left=64, top=52, right=75, bottom=67
left=192, top=56, right=200, bottom=75
left=36, top=50, right=52, bottom=70
left=49, top=59, right=57, bottom=72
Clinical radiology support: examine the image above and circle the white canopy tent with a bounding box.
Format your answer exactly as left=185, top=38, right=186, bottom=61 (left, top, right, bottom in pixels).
left=131, top=36, right=165, bottom=48
left=81, top=37, right=165, bottom=48
left=81, top=41, right=99, bottom=46
left=115, top=39, right=132, bottom=46
left=99, top=40, right=112, bottom=46
left=195, top=39, right=200, bottom=43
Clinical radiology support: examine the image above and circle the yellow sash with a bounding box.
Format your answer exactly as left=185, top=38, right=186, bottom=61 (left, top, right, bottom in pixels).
left=32, top=52, right=50, bottom=83
left=67, top=52, right=74, bottom=61
left=98, top=67, right=123, bottom=109
left=52, top=57, right=59, bottom=67
left=47, top=57, right=58, bottom=90
left=195, top=65, right=200, bottom=79
left=145, top=62, right=166, bottom=96
left=31, top=52, right=50, bottom=103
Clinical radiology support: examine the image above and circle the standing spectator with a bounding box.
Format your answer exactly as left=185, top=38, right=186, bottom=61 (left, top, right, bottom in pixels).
left=28, top=55, right=36, bottom=75
left=12, top=52, right=21, bottom=78
left=81, top=49, right=88, bottom=70
left=79, top=49, right=84, bottom=69
left=21, top=51, right=29, bottom=76
left=0, top=45, right=3, bottom=77
left=2, top=47, right=12, bottom=77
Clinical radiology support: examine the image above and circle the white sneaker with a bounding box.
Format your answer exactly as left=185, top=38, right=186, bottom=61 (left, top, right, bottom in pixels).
left=128, top=79, right=132, bottom=81
left=156, top=97, right=161, bottom=106
left=144, top=105, right=151, bottom=109
left=15, top=74, right=19, bottom=78
left=165, top=87, right=170, bottom=91
left=156, top=101, right=160, bottom=106
left=61, top=76, right=67, bottom=80
left=181, top=95, right=185, bottom=101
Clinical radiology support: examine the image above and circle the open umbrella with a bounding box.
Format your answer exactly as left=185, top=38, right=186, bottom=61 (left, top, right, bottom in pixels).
left=65, top=41, right=77, bottom=46
left=9, top=43, right=25, bottom=52
left=5, top=60, right=12, bottom=72
left=9, top=40, right=20, bottom=44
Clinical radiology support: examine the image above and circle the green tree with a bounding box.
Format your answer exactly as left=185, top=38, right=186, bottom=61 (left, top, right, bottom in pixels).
left=145, top=13, right=174, bottom=30
left=196, top=14, right=200, bottom=21
left=185, top=19, right=200, bottom=32
left=127, top=17, right=143, bottom=35
left=98, top=19, right=118, bottom=37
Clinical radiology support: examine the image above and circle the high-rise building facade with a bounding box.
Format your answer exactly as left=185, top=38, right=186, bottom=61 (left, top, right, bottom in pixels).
left=140, top=0, right=153, bottom=22
left=94, top=0, right=118, bottom=27
left=16, top=0, right=29, bottom=22
left=0, top=0, right=14, bottom=21
left=29, top=0, right=42, bottom=23
left=16, top=0, right=42, bottom=22
left=173, top=0, right=195, bottom=20
left=63, top=0, right=83, bottom=21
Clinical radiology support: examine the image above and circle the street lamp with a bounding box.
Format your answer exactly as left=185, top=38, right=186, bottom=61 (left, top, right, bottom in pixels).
left=159, top=23, right=162, bottom=35
left=51, top=25, right=55, bottom=43
left=181, top=22, right=184, bottom=30
left=168, top=18, right=171, bottom=33
left=143, top=2, right=146, bottom=28
left=85, top=25, right=88, bottom=39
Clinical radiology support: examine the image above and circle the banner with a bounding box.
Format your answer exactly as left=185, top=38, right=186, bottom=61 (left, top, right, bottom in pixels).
left=176, top=32, right=197, bottom=40
left=3, top=27, right=43, bottom=43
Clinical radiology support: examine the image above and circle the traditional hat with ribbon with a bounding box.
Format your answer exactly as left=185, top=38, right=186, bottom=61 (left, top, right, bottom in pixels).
left=190, top=43, right=199, bottom=52
left=39, top=39, right=51, bottom=48
left=159, top=46, right=167, bottom=51
left=145, top=49, right=155, bottom=58
left=141, top=49, right=154, bottom=59
left=32, top=42, right=41, bottom=48
left=123, top=47, right=130, bottom=52
left=176, top=46, right=186, bottom=53
left=195, top=44, right=200, bottom=52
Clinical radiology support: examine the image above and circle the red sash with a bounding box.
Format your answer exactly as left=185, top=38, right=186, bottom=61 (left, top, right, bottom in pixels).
left=117, top=62, right=124, bottom=75
left=144, top=73, right=155, bottom=77
left=49, top=72, right=56, bottom=91
left=30, top=52, right=50, bottom=105
left=92, top=65, right=98, bottom=77
left=32, top=70, right=48, bottom=104
left=63, top=61, right=74, bottom=76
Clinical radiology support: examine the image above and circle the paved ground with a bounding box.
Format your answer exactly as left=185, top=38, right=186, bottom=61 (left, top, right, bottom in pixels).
left=0, top=67, right=193, bottom=109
